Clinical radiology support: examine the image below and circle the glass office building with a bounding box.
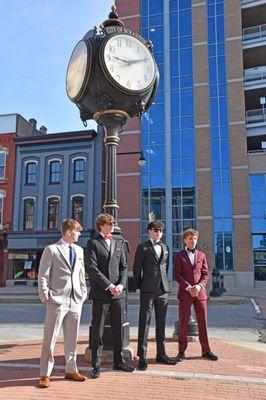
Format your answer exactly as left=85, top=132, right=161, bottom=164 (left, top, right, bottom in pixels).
left=116, top=0, right=266, bottom=288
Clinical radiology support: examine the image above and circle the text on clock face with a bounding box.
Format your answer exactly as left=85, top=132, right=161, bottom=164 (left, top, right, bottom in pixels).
left=103, top=34, right=155, bottom=91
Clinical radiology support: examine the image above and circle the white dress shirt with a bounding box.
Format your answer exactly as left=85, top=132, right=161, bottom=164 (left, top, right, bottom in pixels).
left=60, top=238, right=73, bottom=265
left=150, top=238, right=162, bottom=259
left=100, top=232, right=111, bottom=249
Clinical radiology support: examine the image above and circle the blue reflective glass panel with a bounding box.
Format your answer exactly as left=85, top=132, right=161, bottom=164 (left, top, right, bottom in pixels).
left=179, top=36, right=192, bottom=49
left=172, top=158, right=181, bottom=172
left=180, top=88, right=193, bottom=115
left=252, top=219, right=266, bottom=232
left=149, top=27, right=164, bottom=52
left=250, top=204, right=266, bottom=218
left=181, top=116, right=194, bottom=129
left=170, top=12, right=179, bottom=37
left=180, top=48, right=193, bottom=75
left=180, top=75, right=193, bottom=88
left=150, top=14, right=163, bottom=26
left=149, top=0, right=163, bottom=14
left=250, top=174, right=266, bottom=188
left=179, top=10, right=192, bottom=36
left=173, top=172, right=181, bottom=187
left=250, top=190, right=266, bottom=202
left=154, top=52, right=164, bottom=64
left=141, top=0, right=148, bottom=16
left=182, top=172, right=195, bottom=187
left=150, top=174, right=165, bottom=188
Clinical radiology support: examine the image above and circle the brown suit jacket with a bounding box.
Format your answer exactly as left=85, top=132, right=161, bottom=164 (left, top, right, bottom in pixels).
left=173, top=249, right=209, bottom=301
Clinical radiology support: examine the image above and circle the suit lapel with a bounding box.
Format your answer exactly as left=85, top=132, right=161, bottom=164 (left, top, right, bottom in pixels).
left=110, top=239, right=115, bottom=258
left=97, top=234, right=110, bottom=253
left=56, top=243, right=72, bottom=270
left=148, top=240, right=159, bottom=262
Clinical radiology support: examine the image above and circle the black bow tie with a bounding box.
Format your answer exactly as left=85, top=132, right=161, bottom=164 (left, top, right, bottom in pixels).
left=187, top=248, right=195, bottom=254
left=154, top=241, right=162, bottom=246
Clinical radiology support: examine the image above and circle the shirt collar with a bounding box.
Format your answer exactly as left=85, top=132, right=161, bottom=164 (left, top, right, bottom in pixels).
left=60, top=238, right=71, bottom=248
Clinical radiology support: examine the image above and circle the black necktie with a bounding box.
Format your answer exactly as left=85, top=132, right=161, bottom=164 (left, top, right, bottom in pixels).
left=69, top=245, right=75, bottom=268
left=187, top=248, right=195, bottom=254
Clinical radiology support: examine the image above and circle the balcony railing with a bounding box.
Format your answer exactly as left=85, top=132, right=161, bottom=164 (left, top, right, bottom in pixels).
left=243, top=24, right=266, bottom=43
left=242, top=0, right=266, bottom=4
left=246, top=108, right=266, bottom=124
left=244, top=67, right=266, bottom=86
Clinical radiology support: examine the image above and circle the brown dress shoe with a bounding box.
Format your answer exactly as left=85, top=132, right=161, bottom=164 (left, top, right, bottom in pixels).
left=65, top=372, right=86, bottom=381
left=39, top=376, right=50, bottom=388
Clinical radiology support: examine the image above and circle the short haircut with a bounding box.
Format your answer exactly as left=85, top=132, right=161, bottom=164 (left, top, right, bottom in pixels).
left=182, top=228, right=199, bottom=241
left=147, top=221, right=164, bottom=232
left=95, top=213, right=115, bottom=231
left=61, top=218, right=83, bottom=235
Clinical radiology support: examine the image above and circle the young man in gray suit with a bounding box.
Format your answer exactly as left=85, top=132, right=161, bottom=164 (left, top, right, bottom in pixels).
left=38, top=218, right=87, bottom=388
left=133, top=221, right=176, bottom=370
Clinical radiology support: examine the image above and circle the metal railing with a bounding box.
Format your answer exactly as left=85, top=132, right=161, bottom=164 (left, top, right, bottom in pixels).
left=243, top=24, right=266, bottom=43
left=244, top=68, right=266, bottom=85
left=246, top=108, right=266, bottom=124
left=242, top=0, right=266, bottom=4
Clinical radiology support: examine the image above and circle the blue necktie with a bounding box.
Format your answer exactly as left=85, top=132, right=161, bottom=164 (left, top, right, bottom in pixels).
left=69, top=245, right=75, bottom=268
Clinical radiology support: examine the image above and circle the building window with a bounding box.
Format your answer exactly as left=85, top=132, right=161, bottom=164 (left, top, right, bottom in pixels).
left=73, top=159, right=85, bottom=182
left=48, top=198, right=59, bottom=229
left=23, top=199, right=35, bottom=230
left=26, top=162, right=37, bottom=185
left=49, top=161, right=60, bottom=183
left=72, top=196, right=84, bottom=225
left=0, top=152, right=6, bottom=179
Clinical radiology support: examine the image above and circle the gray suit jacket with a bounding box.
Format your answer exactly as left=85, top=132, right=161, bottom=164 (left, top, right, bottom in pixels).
left=38, top=241, right=87, bottom=305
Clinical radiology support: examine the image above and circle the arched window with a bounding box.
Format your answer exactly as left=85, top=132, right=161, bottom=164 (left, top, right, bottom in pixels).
left=73, top=159, right=85, bottom=182
left=48, top=197, right=59, bottom=229
left=24, top=198, right=35, bottom=229
left=26, top=162, right=37, bottom=185
left=72, top=196, right=84, bottom=225
left=49, top=161, right=60, bottom=183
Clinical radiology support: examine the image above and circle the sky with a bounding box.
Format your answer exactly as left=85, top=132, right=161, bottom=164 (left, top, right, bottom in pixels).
left=0, top=0, right=113, bottom=133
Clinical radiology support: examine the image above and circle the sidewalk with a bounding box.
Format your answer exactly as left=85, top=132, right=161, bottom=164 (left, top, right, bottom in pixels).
left=1, top=284, right=265, bottom=304
left=0, top=335, right=265, bottom=400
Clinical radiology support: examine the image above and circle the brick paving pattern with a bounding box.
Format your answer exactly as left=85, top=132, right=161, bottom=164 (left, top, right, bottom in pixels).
left=0, top=336, right=265, bottom=400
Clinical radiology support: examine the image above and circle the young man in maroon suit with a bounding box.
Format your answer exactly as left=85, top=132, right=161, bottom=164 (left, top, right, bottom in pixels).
left=174, top=229, right=218, bottom=362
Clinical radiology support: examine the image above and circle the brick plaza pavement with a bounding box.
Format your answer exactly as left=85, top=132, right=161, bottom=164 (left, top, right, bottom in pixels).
left=0, top=335, right=265, bottom=400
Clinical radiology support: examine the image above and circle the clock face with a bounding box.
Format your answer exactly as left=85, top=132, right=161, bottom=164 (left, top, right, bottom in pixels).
left=66, top=40, right=91, bottom=101
left=102, top=34, right=155, bottom=92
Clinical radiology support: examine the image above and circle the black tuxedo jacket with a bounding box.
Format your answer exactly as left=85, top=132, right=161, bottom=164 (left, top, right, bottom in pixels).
left=86, top=234, right=128, bottom=300
left=133, top=240, right=170, bottom=293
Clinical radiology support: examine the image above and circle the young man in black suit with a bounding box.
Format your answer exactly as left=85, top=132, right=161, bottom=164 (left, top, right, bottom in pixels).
left=86, top=213, right=134, bottom=378
left=133, top=221, right=176, bottom=370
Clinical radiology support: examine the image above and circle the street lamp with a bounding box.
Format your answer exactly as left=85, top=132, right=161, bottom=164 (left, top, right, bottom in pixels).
left=117, top=150, right=146, bottom=167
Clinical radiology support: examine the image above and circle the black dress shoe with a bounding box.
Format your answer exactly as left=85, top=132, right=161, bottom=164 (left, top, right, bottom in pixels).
left=138, top=358, right=147, bottom=371
left=176, top=351, right=185, bottom=362
left=113, top=362, right=135, bottom=372
left=202, top=352, right=218, bottom=361
left=156, top=354, right=177, bottom=365
left=90, top=366, right=100, bottom=378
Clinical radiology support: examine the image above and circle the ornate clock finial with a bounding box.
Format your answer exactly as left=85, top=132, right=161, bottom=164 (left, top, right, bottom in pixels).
left=109, top=5, right=118, bottom=20
left=102, top=4, right=124, bottom=28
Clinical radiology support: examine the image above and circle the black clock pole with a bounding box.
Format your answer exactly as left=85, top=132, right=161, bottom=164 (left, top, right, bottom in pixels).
left=94, top=110, right=129, bottom=223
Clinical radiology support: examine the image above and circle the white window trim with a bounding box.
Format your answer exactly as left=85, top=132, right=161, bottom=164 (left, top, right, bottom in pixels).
left=46, top=195, right=61, bottom=201
left=48, top=158, right=63, bottom=165
left=24, top=159, right=38, bottom=166
left=23, top=196, right=36, bottom=202
left=0, top=151, right=7, bottom=179
left=71, top=193, right=85, bottom=199
left=72, top=156, right=86, bottom=163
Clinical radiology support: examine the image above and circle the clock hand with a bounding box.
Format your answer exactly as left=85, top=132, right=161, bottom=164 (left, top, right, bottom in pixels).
left=127, top=58, right=149, bottom=65
left=112, top=56, right=129, bottom=64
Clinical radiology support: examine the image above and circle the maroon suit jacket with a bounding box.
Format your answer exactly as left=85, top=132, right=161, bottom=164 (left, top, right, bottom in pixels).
left=174, top=249, right=209, bottom=301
